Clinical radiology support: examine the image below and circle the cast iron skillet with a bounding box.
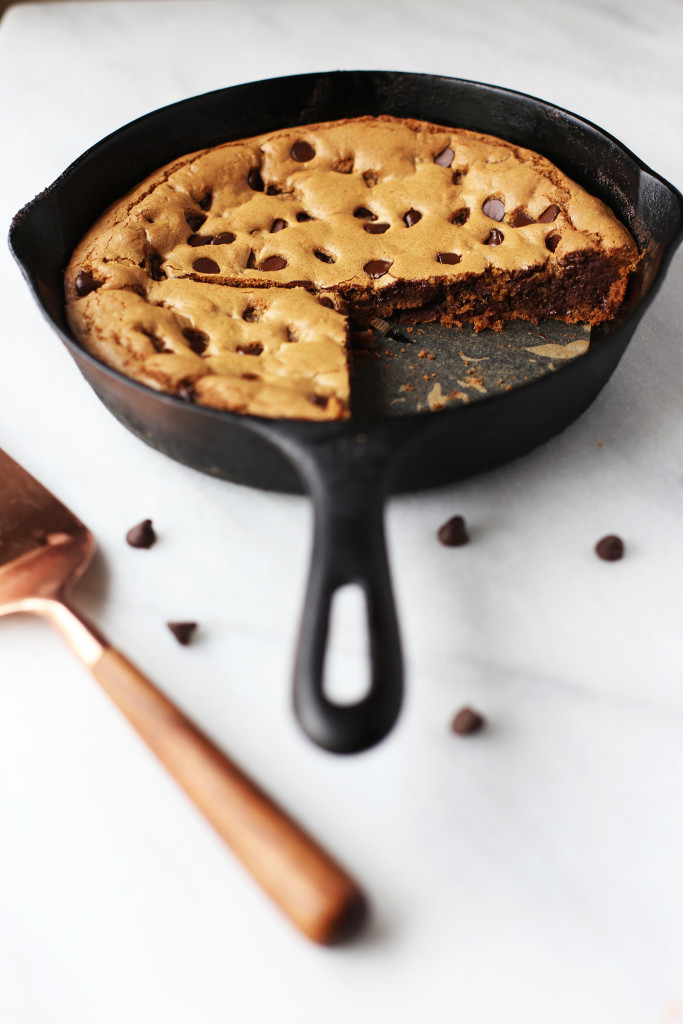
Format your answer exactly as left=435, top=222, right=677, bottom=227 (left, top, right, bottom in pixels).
left=9, top=72, right=683, bottom=755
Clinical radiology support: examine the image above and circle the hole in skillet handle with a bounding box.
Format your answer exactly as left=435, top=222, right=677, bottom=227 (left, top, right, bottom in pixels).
left=294, top=563, right=403, bottom=755
left=322, top=584, right=373, bottom=706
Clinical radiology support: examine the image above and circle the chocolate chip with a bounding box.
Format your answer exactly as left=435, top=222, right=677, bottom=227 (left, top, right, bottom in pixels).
left=309, top=394, right=329, bottom=408
left=192, top=257, right=220, bottom=274
left=242, top=372, right=260, bottom=380
left=142, top=323, right=166, bottom=349
left=74, top=270, right=102, bottom=297
left=314, top=250, right=335, bottom=263
left=484, top=229, right=504, bottom=246
left=436, top=252, right=462, bottom=265
left=247, top=168, right=264, bottom=192
left=237, top=342, right=264, bottom=356
left=246, top=251, right=256, bottom=270
left=363, top=170, right=380, bottom=187
left=451, top=707, right=485, bottom=736
left=513, top=211, right=536, bottom=227
left=403, top=209, right=422, bottom=227
left=270, top=218, right=287, bottom=233
left=176, top=382, right=197, bottom=403
left=539, top=204, right=560, bottom=223
left=437, top=514, right=469, bottom=546
left=434, top=147, right=454, bottom=167
left=144, top=332, right=168, bottom=354
left=364, top=260, right=393, bottom=279
left=242, top=306, right=260, bottom=322
left=167, top=621, right=197, bottom=646
left=182, top=328, right=208, bottom=354
left=595, top=535, right=624, bottom=561
left=333, top=156, right=354, bottom=174
left=318, top=296, right=334, bottom=308
left=545, top=234, right=561, bottom=252
left=296, top=211, right=314, bottom=222
left=198, top=193, right=213, bottom=211
left=126, top=519, right=156, bottom=549
left=453, top=169, right=467, bottom=184
left=482, top=197, right=505, bottom=221
left=364, top=223, right=390, bottom=234
left=185, top=212, right=207, bottom=232
left=451, top=208, right=470, bottom=226
left=259, top=255, right=287, bottom=271
left=211, top=232, right=235, bottom=245
left=354, top=207, right=377, bottom=221
left=291, top=141, right=315, bottom=162
left=147, top=253, right=166, bottom=281
left=188, top=234, right=213, bottom=246
left=266, top=184, right=282, bottom=196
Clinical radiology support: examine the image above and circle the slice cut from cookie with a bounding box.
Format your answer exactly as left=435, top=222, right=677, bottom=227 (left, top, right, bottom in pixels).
left=64, top=115, right=639, bottom=420
left=66, top=278, right=349, bottom=420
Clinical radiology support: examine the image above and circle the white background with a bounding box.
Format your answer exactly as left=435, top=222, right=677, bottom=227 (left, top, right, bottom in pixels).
left=1, top=1, right=682, bottom=1021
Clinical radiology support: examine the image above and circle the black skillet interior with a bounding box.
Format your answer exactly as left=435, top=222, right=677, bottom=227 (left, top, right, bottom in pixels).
left=10, top=72, right=683, bottom=754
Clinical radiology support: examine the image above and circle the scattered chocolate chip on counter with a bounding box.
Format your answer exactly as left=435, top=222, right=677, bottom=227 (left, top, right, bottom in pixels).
left=167, top=622, right=197, bottom=646
left=126, top=519, right=156, bottom=549
left=451, top=707, right=485, bottom=736
left=437, top=515, right=469, bottom=546
left=595, top=534, right=624, bottom=561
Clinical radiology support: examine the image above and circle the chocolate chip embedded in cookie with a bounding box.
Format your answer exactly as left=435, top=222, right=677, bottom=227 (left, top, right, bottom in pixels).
left=512, top=210, right=536, bottom=227
left=437, top=252, right=461, bottom=266
left=364, top=260, right=393, bottom=279
left=290, top=141, right=315, bottom=162
left=74, top=270, right=102, bottom=297
left=434, top=146, right=454, bottom=167
left=482, top=197, right=505, bottom=221
left=211, top=232, right=236, bottom=246
left=539, top=204, right=560, bottom=223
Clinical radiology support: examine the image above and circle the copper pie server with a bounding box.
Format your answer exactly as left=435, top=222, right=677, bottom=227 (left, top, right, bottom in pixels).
left=0, top=447, right=366, bottom=945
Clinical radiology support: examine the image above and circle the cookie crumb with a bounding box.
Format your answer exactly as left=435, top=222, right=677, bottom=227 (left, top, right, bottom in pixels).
left=595, top=535, right=624, bottom=561
left=167, top=622, right=197, bottom=645
left=451, top=707, right=485, bottom=736
left=126, top=519, right=156, bottom=549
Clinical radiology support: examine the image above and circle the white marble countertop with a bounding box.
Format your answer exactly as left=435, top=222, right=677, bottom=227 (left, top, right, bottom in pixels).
left=1, top=1, right=682, bottom=1021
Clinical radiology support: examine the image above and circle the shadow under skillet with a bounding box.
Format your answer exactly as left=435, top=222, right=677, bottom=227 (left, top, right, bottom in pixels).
left=350, top=317, right=592, bottom=418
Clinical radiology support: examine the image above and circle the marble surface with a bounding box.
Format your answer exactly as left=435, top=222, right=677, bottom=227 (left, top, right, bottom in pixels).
left=1, top=1, right=682, bottom=1021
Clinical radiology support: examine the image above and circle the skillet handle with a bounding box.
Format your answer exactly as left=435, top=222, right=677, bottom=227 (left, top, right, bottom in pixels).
left=280, top=427, right=404, bottom=754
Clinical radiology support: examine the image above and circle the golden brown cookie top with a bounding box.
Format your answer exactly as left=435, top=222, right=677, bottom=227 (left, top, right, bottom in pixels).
left=64, top=115, right=638, bottom=420
left=66, top=280, right=349, bottom=420
left=65, top=114, right=636, bottom=299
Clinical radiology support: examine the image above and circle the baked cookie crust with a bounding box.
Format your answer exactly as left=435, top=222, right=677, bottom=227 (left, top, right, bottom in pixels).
left=64, top=115, right=639, bottom=420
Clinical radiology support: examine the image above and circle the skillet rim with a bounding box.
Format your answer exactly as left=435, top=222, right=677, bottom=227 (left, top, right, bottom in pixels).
left=9, top=69, right=683, bottom=438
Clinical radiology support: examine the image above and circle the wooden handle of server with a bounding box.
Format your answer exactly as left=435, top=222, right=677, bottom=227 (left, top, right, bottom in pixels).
left=90, top=647, right=366, bottom=944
